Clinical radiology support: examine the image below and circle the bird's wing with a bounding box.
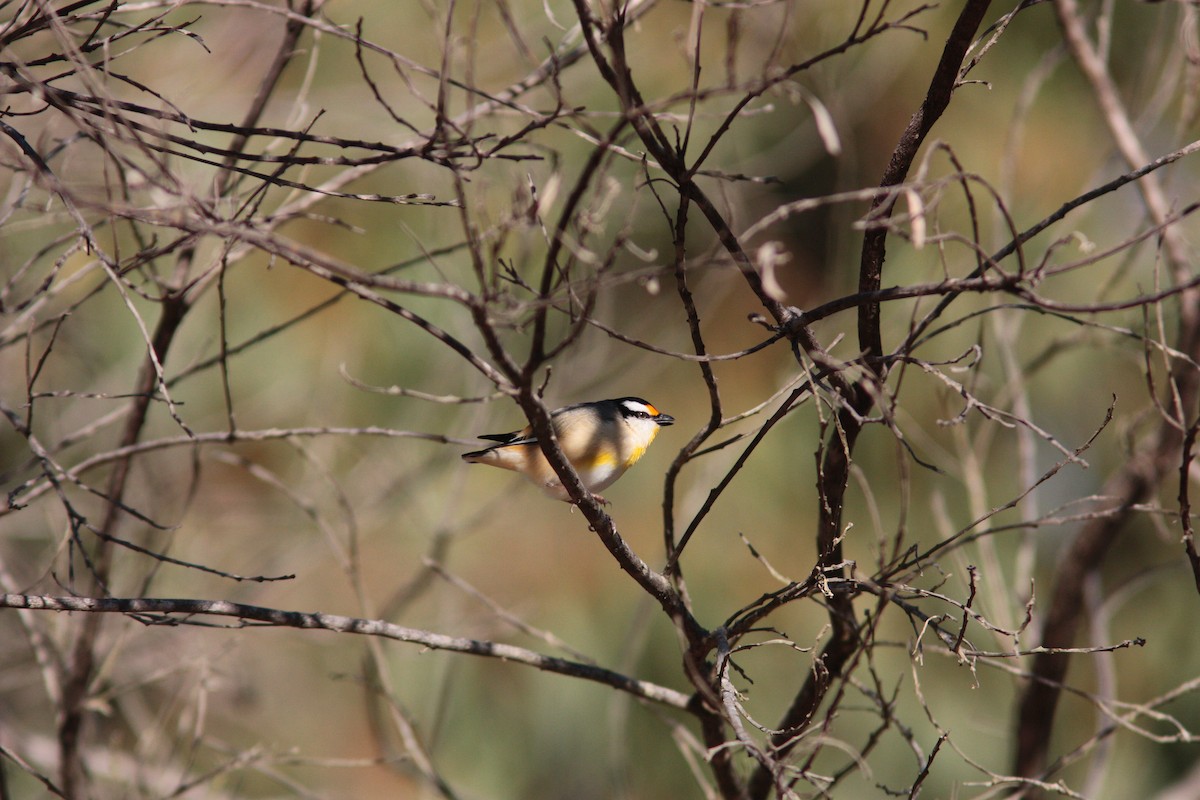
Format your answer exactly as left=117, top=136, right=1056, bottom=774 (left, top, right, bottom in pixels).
left=476, top=425, right=536, bottom=446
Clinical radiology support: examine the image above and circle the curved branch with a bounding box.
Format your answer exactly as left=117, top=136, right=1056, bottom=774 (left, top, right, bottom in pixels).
left=857, top=0, right=995, bottom=364
left=0, top=593, right=692, bottom=709
left=749, top=3, right=994, bottom=796
left=1013, top=0, right=1200, bottom=785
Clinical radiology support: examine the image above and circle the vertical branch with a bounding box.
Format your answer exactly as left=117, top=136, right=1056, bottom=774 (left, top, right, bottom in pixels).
left=50, top=3, right=325, bottom=795
left=1014, top=0, right=1200, bottom=783
left=527, top=124, right=625, bottom=371
left=747, top=4, right=993, bottom=797
left=857, top=0, right=995, bottom=365
left=58, top=286, right=189, bottom=798
left=662, top=192, right=723, bottom=584
left=572, top=3, right=997, bottom=795
left=1181, top=420, right=1200, bottom=594
left=215, top=0, right=323, bottom=199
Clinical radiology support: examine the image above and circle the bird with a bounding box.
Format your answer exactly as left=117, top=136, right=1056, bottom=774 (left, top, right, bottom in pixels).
left=461, top=397, right=674, bottom=502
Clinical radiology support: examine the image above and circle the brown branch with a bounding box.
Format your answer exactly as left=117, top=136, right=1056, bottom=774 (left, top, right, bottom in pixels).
left=857, top=0, right=995, bottom=364
left=5, top=425, right=469, bottom=514
left=215, top=0, right=324, bottom=198
left=1181, top=421, right=1200, bottom=595
left=57, top=282, right=190, bottom=798
left=748, top=4, right=994, bottom=797
left=0, top=594, right=692, bottom=709
left=1013, top=0, right=1200, bottom=785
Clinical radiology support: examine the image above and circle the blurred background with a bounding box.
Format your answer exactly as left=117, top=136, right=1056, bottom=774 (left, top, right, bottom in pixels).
left=2, top=0, right=1199, bottom=797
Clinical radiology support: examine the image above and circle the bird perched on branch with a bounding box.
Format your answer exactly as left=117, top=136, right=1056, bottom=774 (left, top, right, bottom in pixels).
left=461, top=397, right=674, bottom=502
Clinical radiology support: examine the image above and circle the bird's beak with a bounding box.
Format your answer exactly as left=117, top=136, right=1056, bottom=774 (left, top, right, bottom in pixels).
left=654, top=413, right=675, bottom=426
